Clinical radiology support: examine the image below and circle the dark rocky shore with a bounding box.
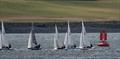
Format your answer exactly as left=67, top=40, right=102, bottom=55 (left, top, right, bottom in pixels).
left=1, top=21, right=120, bottom=33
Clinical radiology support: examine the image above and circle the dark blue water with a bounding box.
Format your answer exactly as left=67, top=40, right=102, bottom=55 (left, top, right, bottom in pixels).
left=1, top=21, right=120, bottom=33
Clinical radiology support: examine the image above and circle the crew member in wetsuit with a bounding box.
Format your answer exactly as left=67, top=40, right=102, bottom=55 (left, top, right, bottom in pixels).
left=8, top=44, right=11, bottom=48
left=34, top=44, right=40, bottom=49
left=86, top=44, right=93, bottom=48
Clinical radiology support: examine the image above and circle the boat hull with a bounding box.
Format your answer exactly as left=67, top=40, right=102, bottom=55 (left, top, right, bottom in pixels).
left=28, top=44, right=40, bottom=50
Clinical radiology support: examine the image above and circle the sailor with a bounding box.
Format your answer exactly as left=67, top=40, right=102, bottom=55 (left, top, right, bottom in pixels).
left=8, top=44, right=12, bottom=48
left=69, top=44, right=77, bottom=49
left=2, top=44, right=11, bottom=49
left=86, top=44, right=93, bottom=48
left=58, top=46, right=65, bottom=49
left=34, top=44, right=40, bottom=49
left=57, top=43, right=65, bottom=49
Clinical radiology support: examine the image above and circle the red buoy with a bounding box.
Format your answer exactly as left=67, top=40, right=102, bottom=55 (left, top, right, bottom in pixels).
left=97, top=41, right=109, bottom=46
left=97, top=30, right=109, bottom=46
left=100, top=30, right=107, bottom=41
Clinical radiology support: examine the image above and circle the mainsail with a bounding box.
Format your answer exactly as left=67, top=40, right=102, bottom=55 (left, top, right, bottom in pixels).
left=79, top=20, right=91, bottom=49
left=0, top=21, right=10, bottom=49
left=28, top=23, right=39, bottom=49
left=28, top=30, right=37, bottom=49
left=79, top=21, right=86, bottom=48
left=28, top=30, right=35, bottom=49
left=53, top=24, right=58, bottom=50
left=64, top=32, right=68, bottom=49
left=67, top=21, right=71, bottom=45
left=64, top=21, right=74, bottom=49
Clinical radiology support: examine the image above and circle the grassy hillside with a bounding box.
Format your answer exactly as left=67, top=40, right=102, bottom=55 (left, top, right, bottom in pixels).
left=0, top=0, right=120, bottom=21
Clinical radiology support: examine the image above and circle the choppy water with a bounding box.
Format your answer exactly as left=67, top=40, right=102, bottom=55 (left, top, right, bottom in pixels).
left=0, top=33, right=120, bottom=59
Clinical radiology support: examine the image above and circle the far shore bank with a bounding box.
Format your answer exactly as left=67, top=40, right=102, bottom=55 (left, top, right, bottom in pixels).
left=0, top=16, right=119, bottom=22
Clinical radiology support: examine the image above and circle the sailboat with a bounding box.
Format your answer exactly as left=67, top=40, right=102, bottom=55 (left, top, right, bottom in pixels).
left=79, top=21, right=93, bottom=50
left=0, top=21, right=11, bottom=50
left=53, top=24, right=65, bottom=50
left=53, top=24, right=58, bottom=50
left=27, top=23, right=40, bottom=50
left=64, top=21, right=76, bottom=49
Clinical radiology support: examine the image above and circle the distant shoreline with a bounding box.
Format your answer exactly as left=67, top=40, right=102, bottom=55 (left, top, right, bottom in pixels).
left=0, top=16, right=119, bottom=22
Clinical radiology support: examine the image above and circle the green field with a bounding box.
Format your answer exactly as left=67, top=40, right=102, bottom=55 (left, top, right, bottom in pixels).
left=0, top=0, right=120, bottom=21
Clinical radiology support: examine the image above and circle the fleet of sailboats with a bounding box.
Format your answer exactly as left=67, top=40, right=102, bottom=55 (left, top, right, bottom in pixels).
left=0, top=21, right=94, bottom=50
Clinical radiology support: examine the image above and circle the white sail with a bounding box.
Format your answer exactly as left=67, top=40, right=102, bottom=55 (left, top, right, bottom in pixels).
left=28, top=31, right=32, bottom=48
left=53, top=24, right=58, bottom=50
left=67, top=21, right=73, bottom=46
left=79, top=20, right=86, bottom=48
left=64, top=32, right=68, bottom=49
left=64, top=21, right=72, bottom=49
left=2, top=21, right=5, bottom=34
left=1, top=21, right=9, bottom=48
left=28, top=23, right=37, bottom=49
